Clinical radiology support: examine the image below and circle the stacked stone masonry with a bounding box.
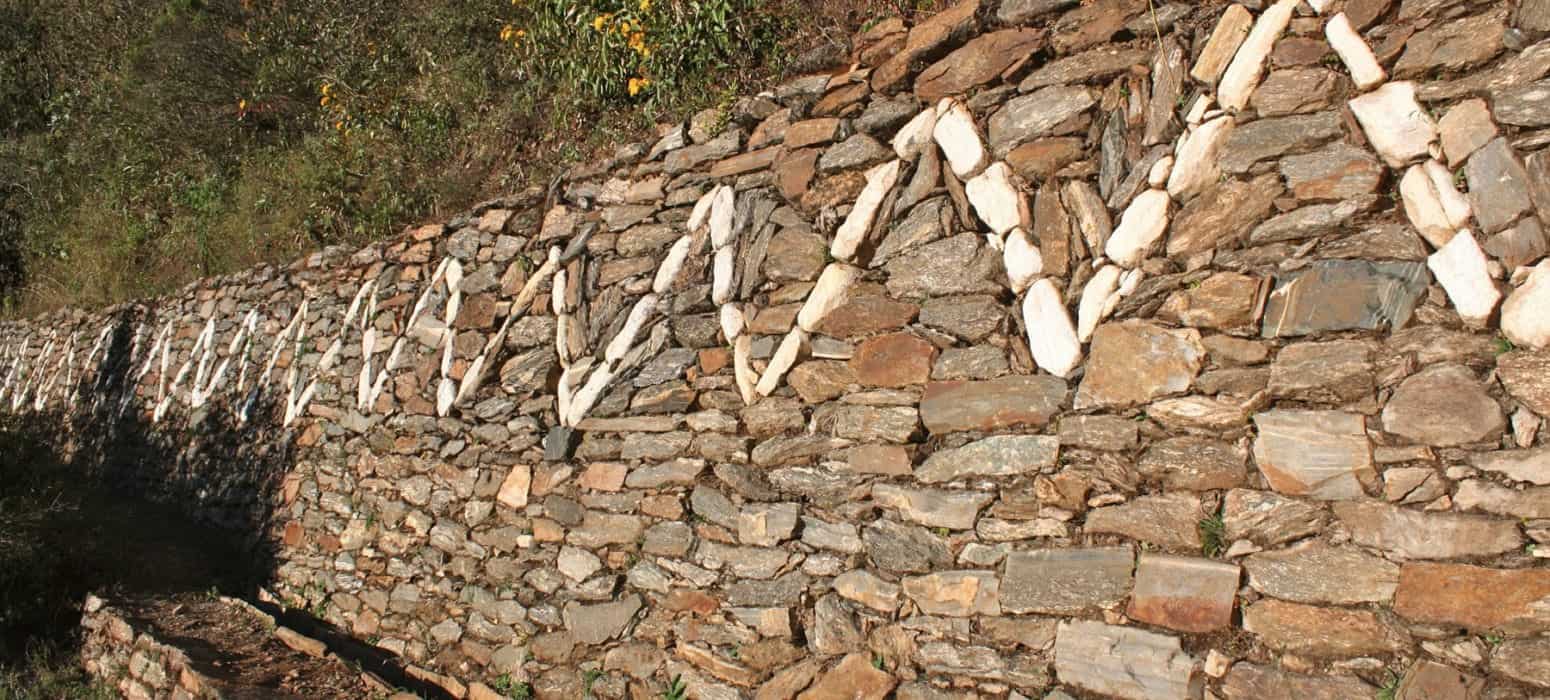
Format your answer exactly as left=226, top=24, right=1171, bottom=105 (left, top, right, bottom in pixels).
left=9, top=0, right=1550, bottom=697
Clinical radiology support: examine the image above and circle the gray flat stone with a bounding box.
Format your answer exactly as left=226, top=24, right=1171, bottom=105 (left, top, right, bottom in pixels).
left=1261, top=260, right=1429, bottom=337
left=1001, top=546, right=1134, bottom=614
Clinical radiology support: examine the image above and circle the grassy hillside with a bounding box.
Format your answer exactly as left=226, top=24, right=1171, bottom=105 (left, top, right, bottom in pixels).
left=0, top=0, right=897, bottom=316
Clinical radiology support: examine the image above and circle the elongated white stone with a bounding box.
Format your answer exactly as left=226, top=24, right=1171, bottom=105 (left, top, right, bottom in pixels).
left=893, top=104, right=939, bottom=160
left=833, top=159, right=903, bottom=262
left=734, top=335, right=759, bottom=404
left=719, top=303, right=746, bottom=341
left=1400, top=161, right=1472, bottom=249
left=565, top=365, right=615, bottom=426
left=932, top=98, right=988, bottom=178
left=653, top=235, right=693, bottom=294
left=1023, top=278, right=1083, bottom=378
left=555, top=313, right=575, bottom=366
left=1350, top=81, right=1438, bottom=169
left=1105, top=189, right=1172, bottom=269
left=1218, top=0, right=1299, bottom=112
left=1148, top=156, right=1174, bottom=188
left=710, top=186, right=737, bottom=248
left=436, top=376, right=456, bottom=416
left=1428, top=232, right=1502, bottom=328
left=1307, top=0, right=1334, bottom=13
left=1004, top=227, right=1045, bottom=294
left=797, top=263, right=863, bottom=332
left=965, top=162, right=1028, bottom=235
left=689, top=188, right=717, bottom=232
left=712, top=245, right=737, bottom=305
left=551, top=268, right=568, bottom=314
left=1077, top=264, right=1124, bottom=343
left=1165, top=115, right=1234, bottom=201
left=1502, top=260, right=1550, bottom=349
left=1326, top=13, right=1385, bottom=91
left=756, top=327, right=807, bottom=396
left=605, top=294, right=659, bottom=364
left=1185, top=95, right=1212, bottom=126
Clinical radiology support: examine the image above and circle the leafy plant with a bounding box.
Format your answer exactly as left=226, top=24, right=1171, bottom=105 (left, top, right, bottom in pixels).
left=1198, top=514, right=1226, bottom=558
left=492, top=673, right=531, bottom=699
left=661, top=674, right=688, bottom=700
left=1375, top=671, right=1401, bottom=700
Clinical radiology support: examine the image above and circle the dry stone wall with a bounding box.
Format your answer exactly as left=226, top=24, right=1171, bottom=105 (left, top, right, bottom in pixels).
left=8, top=0, right=1550, bottom=697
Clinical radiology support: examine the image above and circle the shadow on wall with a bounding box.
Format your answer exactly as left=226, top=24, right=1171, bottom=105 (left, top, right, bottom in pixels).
left=0, top=308, right=450, bottom=699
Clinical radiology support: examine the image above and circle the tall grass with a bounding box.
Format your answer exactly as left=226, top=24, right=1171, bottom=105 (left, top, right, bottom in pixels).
left=0, top=0, right=792, bottom=316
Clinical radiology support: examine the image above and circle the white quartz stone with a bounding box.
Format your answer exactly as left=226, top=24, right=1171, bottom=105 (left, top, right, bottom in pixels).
left=709, top=185, right=737, bottom=249
left=719, top=303, right=746, bottom=341
left=1217, top=0, right=1299, bottom=112
left=893, top=104, right=939, bottom=160
left=755, top=327, right=807, bottom=396
left=1104, top=189, right=1172, bottom=268
left=1428, top=232, right=1502, bottom=328
left=1326, top=12, right=1386, bottom=91
left=797, top=263, right=863, bottom=332
left=1165, top=115, right=1234, bottom=201
left=1307, top=0, right=1334, bottom=13
left=965, top=162, right=1028, bottom=235
left=604, top=294, right=659, bottom=364
left=833, top=159, right=903, bottom=262
left=689, top=188, right=716, bottom=232
left=1350, top=81, right=1438, bottom=169
left=1077, top=264, right=1124, bottom=343
left=1023, top=278, right=1083, bottom=379
left=1003, top=227, right=1045, bottom=294
left=1400, top=161, right=1472, bottom=249
left=565, top=366, right=615, bottom=426
left=1148, top=156, right=1175, bottom=188
left=1185, top=95, right=1212, bottom=126
left=712, top=245, right=737, bottom=305
left=1502, top=259, right=1550, bottom=349
left=932, top=98, right=989, bottom=178
left=653, top=235, right=693, bottom=294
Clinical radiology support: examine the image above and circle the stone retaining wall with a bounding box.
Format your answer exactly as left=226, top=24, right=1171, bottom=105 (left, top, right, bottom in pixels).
left=12, top=0, right=1550, bottom=697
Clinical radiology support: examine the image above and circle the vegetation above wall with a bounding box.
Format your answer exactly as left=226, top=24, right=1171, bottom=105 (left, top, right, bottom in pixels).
left=0, top=0, right=903, bottom=317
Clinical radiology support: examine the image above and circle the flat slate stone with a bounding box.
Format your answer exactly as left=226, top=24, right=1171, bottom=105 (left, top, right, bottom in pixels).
left=1267, top=339, right=1375, bottom=404
left=1221, top=663, right=1373, bottom=700
left=1381, top=363, right=1504, bottom=447
left=1394, top=562, right=1550, bottom=633
left=1223, top=488, right=1329, bottom=546
left=1000, top=546, right=1134, bottom=614
left=1075, top=321, right=1205, bottom=410
left=1127, top=554, right=1240, bottom=633
left=1261, top=260, right=1428, bottom=337
left=1279, top=142, right=1384, bottom=201
left=1465, top=137, right=1534, bottom=234
left=1053, top=621, right=1201, bottom=700
left=918, top=375, right=1067, bottom=434
left=1244, top=541, right=1399, bottom=605
left=871, top=484, right=992, bottom=530
left=987, top=86, right=1097, bottom=156
left=1499, top=351, right=1550, bottom=415
left=1494, top=79, right=1550, bottom=127
left=1243, top=598, right=1411, bottom=658
left=1394, top=7, right=1507, bottom=78
left=1395, top=661, right=1485, bottom=700
left=916, top=28, right=1046, bottom=101
left=1167, top=174, right=1282, bottom=258
left=1252, top=410, right=1374, bottom=500
left=1491, top=638, right=1550, bottom=688
left=1219, top=111, right=1343, bottom=174
left=1334, top=500, right=1524, bottom=559
left=916, top=435, right=1059, bottom=483
left=1084, top=493, right=1203, bottom=550
left=1136, top=436, right=1247, bottom=491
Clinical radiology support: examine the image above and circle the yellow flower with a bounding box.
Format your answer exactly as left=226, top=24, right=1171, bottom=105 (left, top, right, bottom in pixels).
left=238, top=98, right=247, bottom=111
left=639, top=0, right=652, bottom=10
left=628, top=77, right=652, bottom=96
left=320, top=95, right=331, bottom=107
left=321, top=82, right=332, bottom=96
left=334, top=120, right=344, bottom=130
left=627, top=31, right=646, bottom=52
left=592, top=13, right=611, bottom=31
left=500, top=24, right=513, bottom=41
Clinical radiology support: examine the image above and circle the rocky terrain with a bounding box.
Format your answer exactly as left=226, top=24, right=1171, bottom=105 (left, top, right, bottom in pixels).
left=5, top=0, right=1550, bottom=698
